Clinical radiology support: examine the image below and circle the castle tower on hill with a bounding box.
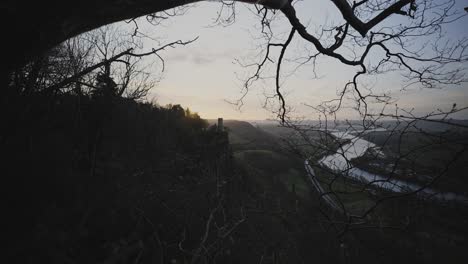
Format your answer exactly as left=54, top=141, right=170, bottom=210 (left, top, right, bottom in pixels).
left=217, top=118, right=223, bottom=132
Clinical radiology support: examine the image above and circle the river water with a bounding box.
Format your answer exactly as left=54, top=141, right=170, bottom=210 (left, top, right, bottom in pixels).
left=316, top=130, right=468, bottom=204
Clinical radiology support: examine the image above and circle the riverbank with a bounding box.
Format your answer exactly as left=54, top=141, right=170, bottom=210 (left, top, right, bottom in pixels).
left=355, top=130, right=468, bottom=195
left=316, top=130, right=468, bottom=204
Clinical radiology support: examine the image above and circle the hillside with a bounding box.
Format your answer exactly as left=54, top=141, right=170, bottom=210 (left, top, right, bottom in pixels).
left=220, top=120, right=309, bottom=197
left=4, top=99, right=346, bottom=263
left=208, top=120, right=279, bottom=151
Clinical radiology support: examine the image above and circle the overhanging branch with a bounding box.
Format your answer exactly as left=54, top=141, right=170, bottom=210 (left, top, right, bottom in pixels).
left=331, top=0, right=413, bottom=36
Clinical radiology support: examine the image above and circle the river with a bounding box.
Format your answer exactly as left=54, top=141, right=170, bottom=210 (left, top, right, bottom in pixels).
left=310, top=130, right=468, bottom=204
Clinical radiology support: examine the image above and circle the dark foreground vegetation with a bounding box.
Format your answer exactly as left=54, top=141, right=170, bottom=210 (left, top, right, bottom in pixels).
left=3, top=25, right=467, bottom=264
left=2, top=91, right=345, bottom=263
left=3, top=90, right=468, bottom=263
left=3, top=91, right=225, bottom=262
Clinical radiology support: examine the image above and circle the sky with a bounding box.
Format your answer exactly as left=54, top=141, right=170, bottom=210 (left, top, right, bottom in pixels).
left=110, top=0, right=468, bottom=120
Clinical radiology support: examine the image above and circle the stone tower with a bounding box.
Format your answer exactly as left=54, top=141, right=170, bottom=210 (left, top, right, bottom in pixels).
left=217, top=118, right=224, bottom=132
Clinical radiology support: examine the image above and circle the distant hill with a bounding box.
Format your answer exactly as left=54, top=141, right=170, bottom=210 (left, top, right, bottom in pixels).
left=371, top=119, right=467, bottom=132
left=209, top=119, right=279, bottom=151
left=248, top=119, right=468, bottom=133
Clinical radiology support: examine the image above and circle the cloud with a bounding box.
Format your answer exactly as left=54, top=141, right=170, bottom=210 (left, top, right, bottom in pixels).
left=192, top=54, right=215, bottom=65
left=165, top=51, right=215, bottom=65
left=166, top=52, right=190, bottom=63
left=165, top=47, right=242, bottom=66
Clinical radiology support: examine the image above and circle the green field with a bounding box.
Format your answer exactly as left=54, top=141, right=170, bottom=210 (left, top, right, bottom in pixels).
left=224, top=120, right=312, bottom=200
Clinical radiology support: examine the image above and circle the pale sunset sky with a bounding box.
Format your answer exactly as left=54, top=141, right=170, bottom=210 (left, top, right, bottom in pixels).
left=110, top=0, right=468, bottom=120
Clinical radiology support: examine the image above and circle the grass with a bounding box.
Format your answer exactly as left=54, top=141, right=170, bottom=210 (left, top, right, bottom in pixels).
left=234, top=149, right=311, bottom=200
left=311, top=163, right=377, bottom=215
